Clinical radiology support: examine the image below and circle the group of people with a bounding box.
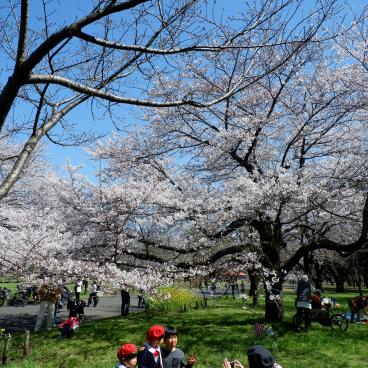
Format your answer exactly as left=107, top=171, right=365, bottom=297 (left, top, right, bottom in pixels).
left=74, top=279, right=100, bottom=306
left=0, top=287, right=11, bottom=303
left=116, top=325, right=282, bottom=368
left=294, top=274, right=335, bottom=332
left=116, top=325, right=195, bottom=368
left=34, top=279, right=100, bottom=332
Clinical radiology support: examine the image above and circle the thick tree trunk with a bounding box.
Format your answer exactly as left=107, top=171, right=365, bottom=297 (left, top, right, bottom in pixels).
left=357, top=274, right=362, bottom=296
left=335, top=277, right=345, bottom=293
left=363, top=273, right=368, bottom=289
left=264, top=279, right=283, bottom=322
left=303, top=253, right=313, bottom=276
left=328, top=264, right=346, bottom=293
left=312, top=262, right=324, bottom=291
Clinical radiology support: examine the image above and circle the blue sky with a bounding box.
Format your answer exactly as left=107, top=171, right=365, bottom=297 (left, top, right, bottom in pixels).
left=37, top=0, right=366, bottom=180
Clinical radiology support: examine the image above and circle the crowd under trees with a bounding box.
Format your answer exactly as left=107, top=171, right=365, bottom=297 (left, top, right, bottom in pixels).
left=1, top=0, right=368, bottom=321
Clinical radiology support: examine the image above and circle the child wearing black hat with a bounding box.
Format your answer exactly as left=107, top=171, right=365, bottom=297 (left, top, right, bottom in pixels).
left=161, top=325, right=197, bottom=368
left=247, top=345, right=282, bottom=368
left=138, top=325, right=165, bottom=368
left=116, top=343, right=138, bottom=368
left=223, top=345, right=282, bottom=368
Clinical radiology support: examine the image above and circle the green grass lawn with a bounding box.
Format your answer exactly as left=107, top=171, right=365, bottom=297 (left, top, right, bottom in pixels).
left=3, top=288, right=368, bottom=368
left=0, top=282, right=18, bottom=294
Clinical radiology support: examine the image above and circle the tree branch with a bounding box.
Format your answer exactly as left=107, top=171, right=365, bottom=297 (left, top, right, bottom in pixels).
left=15, top=0, right=28, bottom=66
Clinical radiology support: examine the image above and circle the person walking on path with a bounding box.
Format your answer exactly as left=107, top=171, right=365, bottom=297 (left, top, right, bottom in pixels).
left=83, top=279, right=89, bottom=294
left=88, top=281, right=99, bottom=307
left=74, top=280, right=83, bottom=301
left=121, top=288, right=130, bottom=316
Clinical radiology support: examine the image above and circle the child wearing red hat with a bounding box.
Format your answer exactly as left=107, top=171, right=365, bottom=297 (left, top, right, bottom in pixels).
left=138, top=325, right=165, bottom=368
left=116, top=343, right=138, bottom=368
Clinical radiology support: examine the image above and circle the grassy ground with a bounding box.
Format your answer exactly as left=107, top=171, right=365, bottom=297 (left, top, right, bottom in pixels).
left=2, top=288, right=368, bottom=368
left=0, top=282, right=18, bottom=294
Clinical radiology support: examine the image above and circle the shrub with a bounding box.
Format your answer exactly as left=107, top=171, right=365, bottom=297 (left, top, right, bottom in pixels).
left=145, top=286, right=200, bottom=313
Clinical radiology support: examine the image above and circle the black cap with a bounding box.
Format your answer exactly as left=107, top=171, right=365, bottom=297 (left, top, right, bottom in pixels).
left=247, top=345, right=275, bottom=368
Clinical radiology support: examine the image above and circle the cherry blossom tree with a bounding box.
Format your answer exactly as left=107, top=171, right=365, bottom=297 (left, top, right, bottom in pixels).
left=4, top=0, right=368, bottom=317
left=0, top=155, right=180, bottom=293
left=79, top=3, right=368, bottom=321
left=2, top=0, right=341, bottom=295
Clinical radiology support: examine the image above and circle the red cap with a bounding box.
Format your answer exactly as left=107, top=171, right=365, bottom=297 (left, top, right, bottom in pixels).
left=117, top=343, right=138, bottom=361
left=146, top=325, right=165, bottom=342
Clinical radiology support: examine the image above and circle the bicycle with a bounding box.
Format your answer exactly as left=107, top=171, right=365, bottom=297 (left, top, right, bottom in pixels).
left=292, top=305, right=349, bottom=332
left=8, top=291, right=28, bottom=307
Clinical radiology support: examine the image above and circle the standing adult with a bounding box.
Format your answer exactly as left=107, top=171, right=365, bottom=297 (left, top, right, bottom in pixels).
left=138, top=293, right=145, bottom=308
left=83, top=279, right=89, bottom=294
left=121, top=288, right=131, bottom=316
left=295, top=275, right=313, bottom=332
left=74, top=280, right=83, bottom=301
left=240, top=281, right=245, bottom=294
left=88, top=281, right=99, bottom=307
left=34, top=284, right=60, bottom=331
left=231, top=283, right=236, bottom=299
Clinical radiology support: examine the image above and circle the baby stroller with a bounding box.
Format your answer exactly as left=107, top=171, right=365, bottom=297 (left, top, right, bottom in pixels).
left=67, top=298, right=86, bottom=320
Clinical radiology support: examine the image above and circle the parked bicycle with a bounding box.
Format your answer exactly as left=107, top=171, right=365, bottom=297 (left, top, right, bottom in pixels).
left=8, top=290, right=28, bottom=307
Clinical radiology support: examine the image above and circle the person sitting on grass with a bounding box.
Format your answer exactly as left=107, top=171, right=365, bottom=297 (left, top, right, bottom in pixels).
left=138, top=325, right=165, bottom=368
left=161, top=325, right=197, bottom=368
left=223, top=345, right=283, bottom=368
left=57, top=315, right=80, bottom=338
left=116, top=343, right=139, bottom=368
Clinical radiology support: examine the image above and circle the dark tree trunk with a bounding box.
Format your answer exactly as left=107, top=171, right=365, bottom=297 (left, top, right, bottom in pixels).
left=264, top=279, right=283, bottom=322
left=312, top=262, right=324, bottom=292
left=248, top=269, right=259, bottom=306
left=335, top=277, right=345, bottom=293
left=303, top=252, right=313, bottom=276
left=363, top=273, right=368, bottom=289
left=328, top=263, right=346, bottom=293
left=357, top=274, right=363, bottom=296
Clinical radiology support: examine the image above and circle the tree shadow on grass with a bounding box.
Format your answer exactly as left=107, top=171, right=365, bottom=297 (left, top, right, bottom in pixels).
left=0, top=314, right=37, bottom=332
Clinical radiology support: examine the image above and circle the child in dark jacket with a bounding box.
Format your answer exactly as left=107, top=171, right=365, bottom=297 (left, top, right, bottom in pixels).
left=138, top=325, right=165, bottom=368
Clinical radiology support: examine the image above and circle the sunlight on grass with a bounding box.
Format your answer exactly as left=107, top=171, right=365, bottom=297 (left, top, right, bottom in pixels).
left=3, top=289, right=368, bottom=368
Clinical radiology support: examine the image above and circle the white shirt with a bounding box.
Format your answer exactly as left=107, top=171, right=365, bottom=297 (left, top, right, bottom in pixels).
left=76, top=281, right=82, bottom=293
